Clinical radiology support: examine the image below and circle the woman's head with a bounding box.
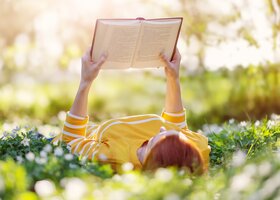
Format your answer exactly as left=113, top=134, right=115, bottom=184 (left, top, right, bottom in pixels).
left=137, top=127, right=204, bottom=174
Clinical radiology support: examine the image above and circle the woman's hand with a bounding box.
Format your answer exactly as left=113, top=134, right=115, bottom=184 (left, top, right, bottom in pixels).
left=160, top=48, right=184, bottom=113
left=80, top=49, right=107, bottom=86
left=160, top=48, right=181, bottom=81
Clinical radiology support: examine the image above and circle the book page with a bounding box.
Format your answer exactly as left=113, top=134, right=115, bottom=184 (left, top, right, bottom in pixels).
left=91, top=20, right=141, bottom=69
left=132, top=19, right=181, bottom=68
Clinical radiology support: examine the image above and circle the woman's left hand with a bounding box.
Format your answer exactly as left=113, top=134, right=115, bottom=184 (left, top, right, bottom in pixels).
left=80, top=49, right=107, bottom=85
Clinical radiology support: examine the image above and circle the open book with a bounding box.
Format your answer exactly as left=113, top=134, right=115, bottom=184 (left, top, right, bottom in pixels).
left=90, top=17, right=183, bottom=69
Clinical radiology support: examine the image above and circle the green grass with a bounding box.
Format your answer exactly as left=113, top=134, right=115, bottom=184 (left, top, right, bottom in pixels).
left=0, top=116, right=279, bottom=199
left=1, top=65, right=279, bottom=130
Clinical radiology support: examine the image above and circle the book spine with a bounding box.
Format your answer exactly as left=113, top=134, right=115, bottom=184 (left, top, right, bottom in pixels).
left=171, top=18, right=183, bottom=60
left=90, top=20, right=99, bottom=61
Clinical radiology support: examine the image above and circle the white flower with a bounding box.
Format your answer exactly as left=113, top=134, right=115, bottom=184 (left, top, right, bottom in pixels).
left=58, top=111, right=66, bottom=121
left=230, top=173, right=252, bottom=192
left=12, top=126, right=21, bottom=132
left=10, top=131, right=17, bottom=138
left=112, top=174, right=122, bottom=181
left=254, top=120, right=260, bottom=127
left=183, top=178, right=192, bottom=186
left=21, top=138, right=30, bottom=146
left=11, top=126, right=20, bottom=138
left=155, top=168, right=173, bottom=182
left=40, top=151, right=47, bottom=158
left=69, top=163, right=78, bottom=169
left=267, top=120, right=275, bottom=129
left=2, top=131, right=8, bottom=138
left=258, top=161, right=272, bottom=177
left=244, top=164, right=257, bottom=177
left=231, top=150, right=246, bottom=167
left=271, top=113, right=280, bottom=121
left=64, top=153, right=74, bottom=161
left=24, top=125, right=30, bottom=129
left=214, top=193, right=221, bottom=200
left=43, top=144, right=52, bottom=153
left=229, top=119, right=235, bottom=124
left=121, top=174, right=137, bottom=185
left=80, top=156, right=87, bottom=165
left=26, top=152, right=35, bottom=161
left=202, top=124, right=223, bottom=135
left=35, top=180, right=55, bottom=197
left=122, top=162, right=134, bottom=172
left=54, top=147, right=64, bottom=156
left=239, top=121, right=247, bottom=127
left=258, top=171, right=280, bottom=199
left=164, top=193, right=180, bottom=200
left=35, top=157, right=47, bottom=165
left=16, top=156, right=24, bottom=163
left=64, top=178, right=87, bottom=200
left=66, top=145, right=72, bottom=152
left=108, top=189, right=129, bottom=200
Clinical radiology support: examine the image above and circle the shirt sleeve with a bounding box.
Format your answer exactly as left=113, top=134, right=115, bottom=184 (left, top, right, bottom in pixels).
left=52, top=112, right=103, bottom=160
left=161, top=108, right=188, bottom=129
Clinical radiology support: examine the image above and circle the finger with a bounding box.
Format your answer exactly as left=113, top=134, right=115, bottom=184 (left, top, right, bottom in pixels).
left=95, top=53, right=107, bottom=67
left=172, top=48, right=181, bottom=62
left=82, top=48, right=92, bottom=62
left=159, top=52, right=169, bottom=64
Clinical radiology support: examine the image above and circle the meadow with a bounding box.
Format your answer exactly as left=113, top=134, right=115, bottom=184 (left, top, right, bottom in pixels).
left=0, top=66, right=280, bottom=199
left=0, top=114, right=279, bottom=199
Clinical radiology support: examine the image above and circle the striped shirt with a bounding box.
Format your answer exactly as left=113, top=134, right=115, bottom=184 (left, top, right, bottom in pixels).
left=52, top=108, right=210, bottom=170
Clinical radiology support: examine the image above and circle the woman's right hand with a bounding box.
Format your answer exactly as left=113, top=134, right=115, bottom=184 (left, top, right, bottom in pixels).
left=160, top=48, right=181, bottom=81
left=81, top=49, right=107, bottom=85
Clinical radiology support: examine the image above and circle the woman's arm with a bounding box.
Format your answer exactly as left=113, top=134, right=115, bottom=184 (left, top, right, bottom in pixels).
left=160, top=48, right=184, bottom=113
left=70, top=49, right=107, bottom=117
left=159, top=48, right=187, bottom=129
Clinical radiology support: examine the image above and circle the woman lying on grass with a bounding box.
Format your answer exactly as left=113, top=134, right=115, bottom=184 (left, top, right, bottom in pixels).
left=52, top=48, right=210, bottom=174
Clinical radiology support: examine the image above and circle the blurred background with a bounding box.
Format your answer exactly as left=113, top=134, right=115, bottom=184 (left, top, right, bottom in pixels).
left=0, top=0, right=279, bottom=130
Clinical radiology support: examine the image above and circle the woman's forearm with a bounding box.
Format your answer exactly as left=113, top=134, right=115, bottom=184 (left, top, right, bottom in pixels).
left=69, top=49, right=106, bottom=118
left=164, top=77, right=184, bottom=113
left=69, top=81, right=92, bottom=117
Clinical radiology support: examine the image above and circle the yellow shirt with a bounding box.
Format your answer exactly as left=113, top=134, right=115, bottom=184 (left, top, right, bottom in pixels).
left=52, top=109, right=210, bottom=170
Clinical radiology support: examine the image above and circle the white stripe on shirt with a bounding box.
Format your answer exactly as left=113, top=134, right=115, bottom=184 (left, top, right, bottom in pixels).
left=79, top=141, right=92, bottom=155
left=73, top=139, right=85, bottom=154
left=98, top=117, right=162, bottom=141
left=84, top=142, right=99, bottom=157
left=68, top=112, right=88, bottom=120
left=165, top=121, right=187, bottom=128
left=63, top=130, right=84, bottom=138
left=64, top=121, right=86, bottom=129
left=67, top=137, right=84, bottom=146
left=162, top=110, right=185, bottom=117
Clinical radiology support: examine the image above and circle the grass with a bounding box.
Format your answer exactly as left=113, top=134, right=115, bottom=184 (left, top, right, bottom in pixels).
left=0, top=116, right=279, bottom=200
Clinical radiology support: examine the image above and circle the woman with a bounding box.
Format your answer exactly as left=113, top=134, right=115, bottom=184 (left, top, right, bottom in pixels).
left=52, top=48, right=210, bottom=173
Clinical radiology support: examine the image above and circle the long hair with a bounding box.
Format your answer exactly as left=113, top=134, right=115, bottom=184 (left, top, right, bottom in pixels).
left=142, top=135, right=204, bottom=174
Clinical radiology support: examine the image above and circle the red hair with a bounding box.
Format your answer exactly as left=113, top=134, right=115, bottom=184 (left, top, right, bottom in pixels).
left=142, top=135, right=204, bottom=174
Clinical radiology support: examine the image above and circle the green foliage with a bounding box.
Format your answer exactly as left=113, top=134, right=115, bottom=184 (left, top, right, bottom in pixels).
left=0, top=159, right=37, bottom=200
left=0, top=65, right=279, bottom=130
left=208, top=119, right=280, bottom=167
left=0, top=117, right=279, bottom=199
left=0, top=127, right=113, bottom=188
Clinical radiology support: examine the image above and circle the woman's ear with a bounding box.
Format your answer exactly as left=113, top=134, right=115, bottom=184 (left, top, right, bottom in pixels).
left=137, top=140, right=149, bottom=165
